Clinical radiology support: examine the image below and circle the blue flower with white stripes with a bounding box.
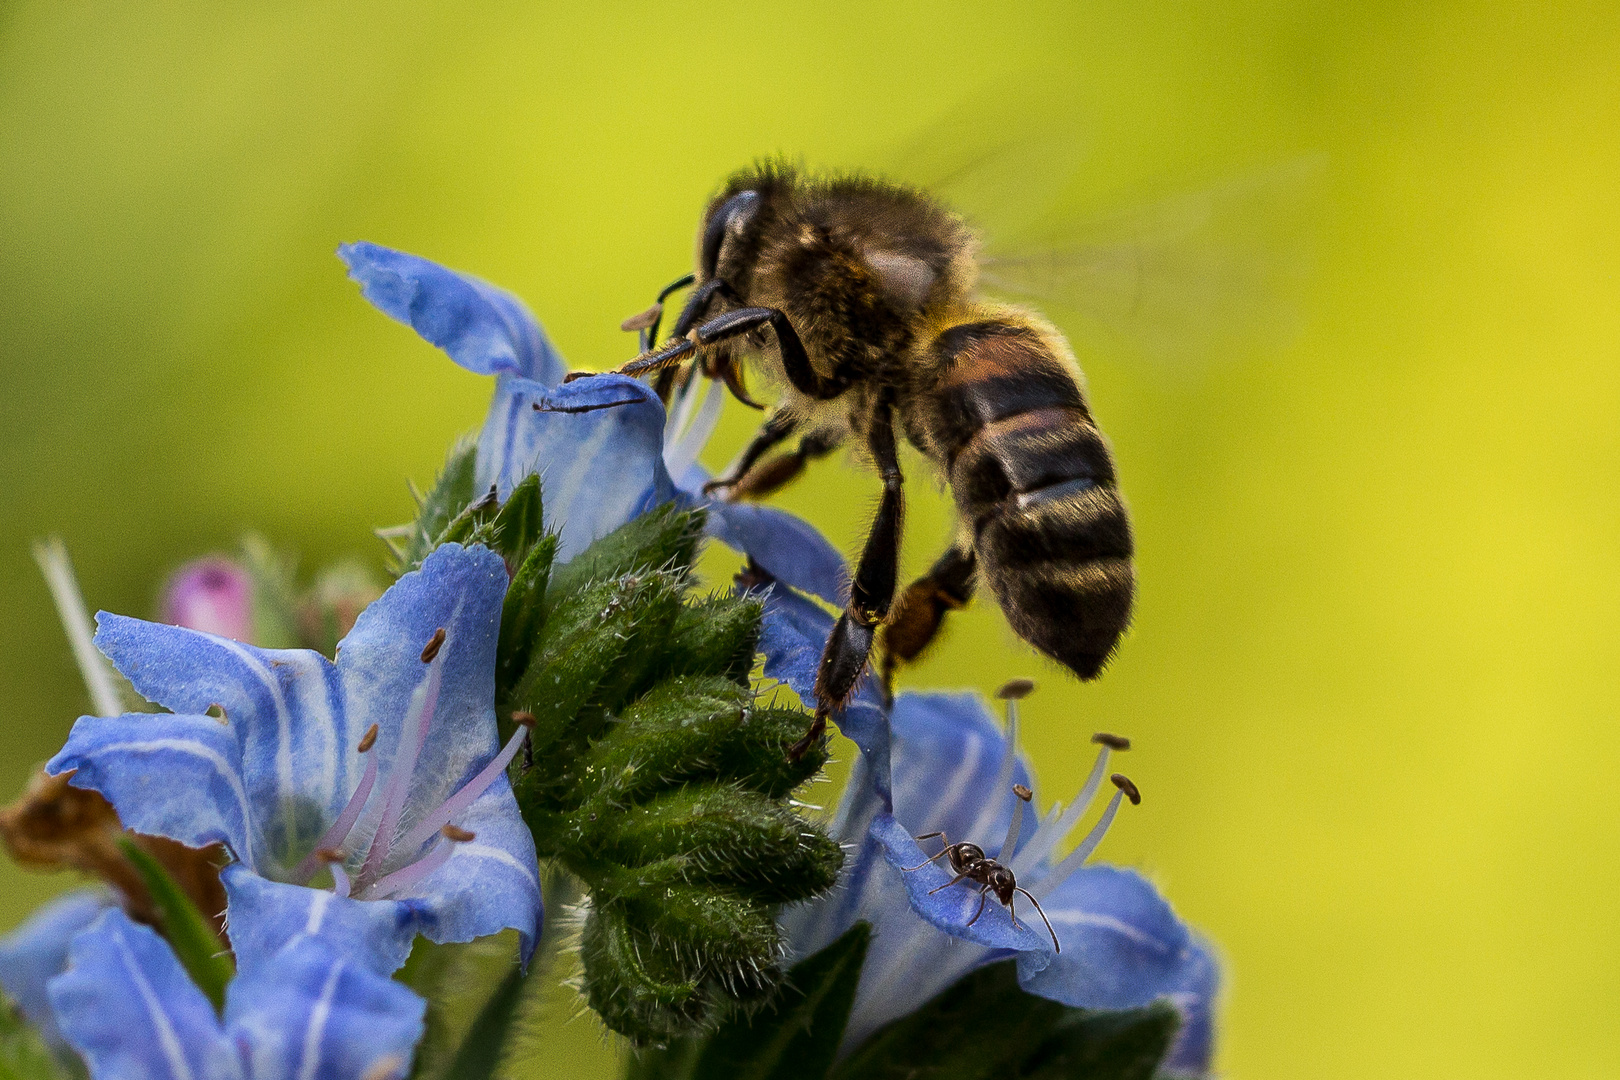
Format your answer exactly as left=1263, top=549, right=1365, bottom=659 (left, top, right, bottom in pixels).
left=46, top=543, right=542, bottom=976
left=48, top=908, right=424, bottom=1080
left=338, top=241, right=849, bottom=604
left=0, top=889, right=113, bottom=1050
left=758, top=580, right=1218, bottom=1070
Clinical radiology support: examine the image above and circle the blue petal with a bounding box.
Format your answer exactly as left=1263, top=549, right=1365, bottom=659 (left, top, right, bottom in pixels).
left=475, top=374, right=676, bottom=558
left=47, top=910, right=238, bottom=1080
left=890, top=691, right=1033, bottom=861
left=221, top=865, right=426, bottom=977
left=1159, top=933, right=1220, bottom=1077
left=397, top=775, right=543, bottom=964
left=704, top=501, right=849, bottom=606
left=225, top=937, right=425, bottom=1080
left=0, top=890, right=112, bottom=1047
left=1012, top=865, right=1196, bottom=1010
left=48, top=712, right=260, bottom=867
left=91, top=615, right=358, bottom=861
left=338, top=242, right=565, bottom=383
left=870, top=812, right=1050, bottom=954
left=334, top=544, right=512, bottom=847
left=752, top=583, right=891, bottom=802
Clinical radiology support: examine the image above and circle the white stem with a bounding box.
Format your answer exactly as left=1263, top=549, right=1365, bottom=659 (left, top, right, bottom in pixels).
left=33, top=538, right=123, bottom=717
left=664, top=376, right=725, bottom=478
left=329, top=861, right=351, bottom=899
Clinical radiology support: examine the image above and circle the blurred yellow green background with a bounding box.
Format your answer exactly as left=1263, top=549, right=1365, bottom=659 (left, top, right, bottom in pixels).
left=3, top=1, right=1618, bottom=1076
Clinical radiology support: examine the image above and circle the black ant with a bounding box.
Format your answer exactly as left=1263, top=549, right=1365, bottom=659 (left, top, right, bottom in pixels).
left=903, top=771, right=1144, bottom=955
left=903, top=826, right=1061, bottom=953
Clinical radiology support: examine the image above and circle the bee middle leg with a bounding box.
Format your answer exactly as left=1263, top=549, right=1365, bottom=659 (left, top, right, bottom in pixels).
left=879, top=542, right=979, bottom=699
left=790, top=398, right=903, bottom=758
left=706, top=422, right=839, bottom=501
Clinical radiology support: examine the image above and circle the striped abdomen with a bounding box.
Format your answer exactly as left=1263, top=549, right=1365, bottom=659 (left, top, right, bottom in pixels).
left=917, top=320, right=1134, bottom=678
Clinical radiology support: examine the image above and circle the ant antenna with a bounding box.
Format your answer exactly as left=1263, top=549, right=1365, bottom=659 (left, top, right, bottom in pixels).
left=1015, top=887, right=1061, bottom=953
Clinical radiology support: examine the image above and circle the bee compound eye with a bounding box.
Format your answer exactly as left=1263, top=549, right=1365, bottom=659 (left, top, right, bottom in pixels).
left=700, top=190, right=762, bottom=275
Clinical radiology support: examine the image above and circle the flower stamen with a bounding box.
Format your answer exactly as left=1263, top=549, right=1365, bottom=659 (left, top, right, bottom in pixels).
left=291, top=723, right=381, bottom=884
left=1009, top=731, right=1128, bottom=877
left=356, top=630, right=447, bottom=892
left=365, top=825, right=474, bottom=900
left=1029, top=772, right=1141, bottom=901
left=392, top=724, right=529, bottom=858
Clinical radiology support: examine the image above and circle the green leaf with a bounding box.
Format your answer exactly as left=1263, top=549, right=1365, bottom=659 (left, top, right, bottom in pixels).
left=589, top=786, right=842, bottom=904
left=385, top=436, right=480, bottom=574
left=829, top=961, right=1179, bottom=1080
left=495, top=532, right=558, bottom=699
left=0, top=1001, right=76, bottom=1080
left=688, top=921, right=870, bottom=1080
left=505, top=572, right=683, bottom=767
left=401, top=932, right=537, bottom=1080
left=116, top=837, right=234, bottom=1012
left=488, top=474, right=545, bottom=567
left=442, top=964, right=528, bottom=1080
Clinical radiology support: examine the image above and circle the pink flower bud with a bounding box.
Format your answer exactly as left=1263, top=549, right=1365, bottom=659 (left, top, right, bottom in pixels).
left=160, top=558, right=255, bottom=642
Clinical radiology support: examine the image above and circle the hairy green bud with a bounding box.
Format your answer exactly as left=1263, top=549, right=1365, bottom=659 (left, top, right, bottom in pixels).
left=386, top=497, right=851, bottom=1045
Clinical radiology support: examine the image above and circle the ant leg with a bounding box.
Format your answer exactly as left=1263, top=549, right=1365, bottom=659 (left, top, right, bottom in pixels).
left=927, top=871, right=973, bottom=896
left=901, top=833, right=953, bottom=872
left=1015, top=887, right=1062, bottom=953
left=880, top=542, right=978, bottom=698
left=901, top=847, right=956, bottom=873
left=964, top=887, right=992, bottom=927
left=791, top=399, right=903, bottom=758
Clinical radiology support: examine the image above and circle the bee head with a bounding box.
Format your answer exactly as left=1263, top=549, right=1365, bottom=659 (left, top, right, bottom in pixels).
left=698, top=188, right=762, bottom=280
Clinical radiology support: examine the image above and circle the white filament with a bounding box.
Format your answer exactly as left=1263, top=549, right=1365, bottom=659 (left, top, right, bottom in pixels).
left=1029, top=789, right=1125, bottom=902
left=1009, top=742, right=1112, bottom=878
left=965, top=696, right=1022, bottom=847
left=34, top=538, right=123, bottom=717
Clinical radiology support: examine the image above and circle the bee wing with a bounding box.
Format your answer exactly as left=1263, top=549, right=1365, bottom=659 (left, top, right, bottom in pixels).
left=976, top=155, right=1328, bottom=370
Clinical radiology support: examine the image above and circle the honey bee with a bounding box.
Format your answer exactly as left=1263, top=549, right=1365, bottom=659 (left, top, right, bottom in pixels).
left=588, top=161, right=1128, bottom=754
left=597, top=155, right=1315, bottom=754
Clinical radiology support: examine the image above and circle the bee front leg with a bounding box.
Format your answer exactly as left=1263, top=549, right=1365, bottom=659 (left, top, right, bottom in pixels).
left=790, top=399, right=902, bottom=759
left=880, top=542, right=978, bottom=699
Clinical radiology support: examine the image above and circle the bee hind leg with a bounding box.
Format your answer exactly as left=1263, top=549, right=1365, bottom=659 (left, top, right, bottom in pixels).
left=879, top=543, right=978, bottom=701
left=790, top=398, right=903, bottom=759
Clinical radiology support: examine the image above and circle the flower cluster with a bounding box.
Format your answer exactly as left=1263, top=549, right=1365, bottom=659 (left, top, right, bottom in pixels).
left=0, top=245, right=1220, bottom=1080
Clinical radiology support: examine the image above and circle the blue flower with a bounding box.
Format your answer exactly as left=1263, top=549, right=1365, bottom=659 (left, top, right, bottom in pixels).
left=0, top=889, right=113, bottom=1048
left=48, top=908, right=424, bottom=1080
left=46, top=544, right=541, bottom=975
left=760, top=582, right=1218, bottom=1068
left=339, top=241, right=848, bottom=603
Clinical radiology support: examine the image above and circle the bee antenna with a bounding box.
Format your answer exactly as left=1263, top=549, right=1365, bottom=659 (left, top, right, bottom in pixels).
left=1016, top=887, right=1061, bottom=953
